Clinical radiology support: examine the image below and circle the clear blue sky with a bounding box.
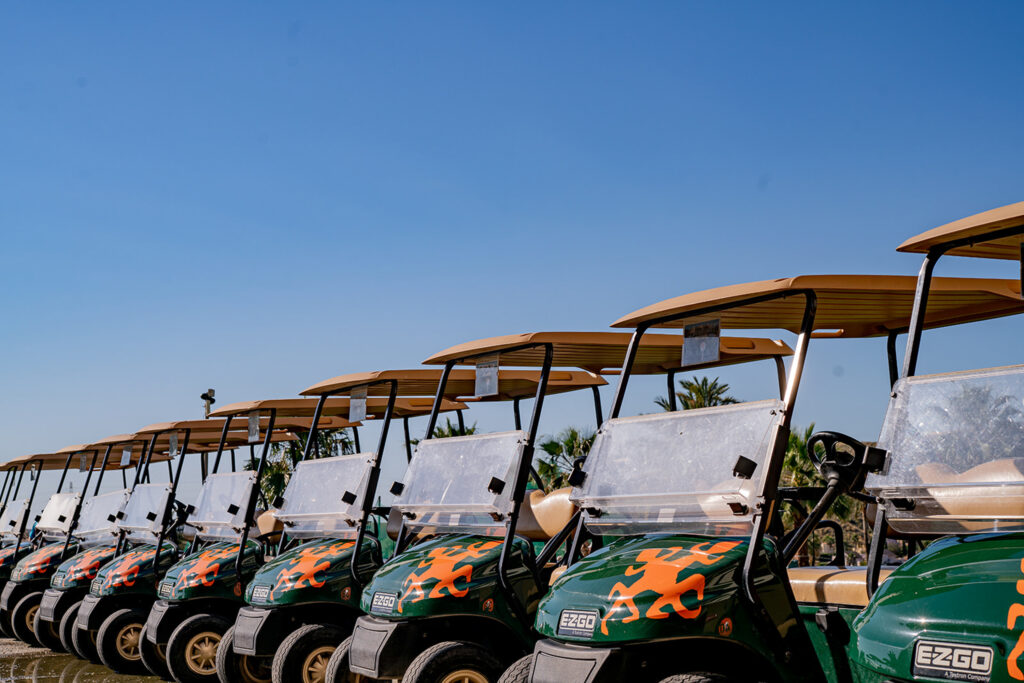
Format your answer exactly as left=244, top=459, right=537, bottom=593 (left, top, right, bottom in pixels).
left=2, top=3, right=1024, bottom=502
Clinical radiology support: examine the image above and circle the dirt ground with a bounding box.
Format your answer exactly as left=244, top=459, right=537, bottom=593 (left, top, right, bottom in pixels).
left=0, top=638, right=156, bottom=682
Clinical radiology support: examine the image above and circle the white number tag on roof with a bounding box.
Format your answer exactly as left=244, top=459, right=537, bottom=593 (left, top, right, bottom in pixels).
left=169, top=432, right=179, bottom=458
left=248, top=412, right=260, bottom=443
left=475, top=356, right=499, bottom=397
left=349, top=387, right=367, bottom=423
left=683, top=320, right=720, bottom=367
left=120, top=446, right=132, bottom=468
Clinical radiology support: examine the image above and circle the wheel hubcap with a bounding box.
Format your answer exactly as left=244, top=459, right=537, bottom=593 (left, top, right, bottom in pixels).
left=240, top=654, right=272, bottom=683
left=116, top=622, right=143, bottom=661
left=185, top=630, right=221, bottom=675
left=302, top=646, right=335, bottom=683
left=25, top=605, right=38, bottom=633
left=441, top=670, right=488, bottom=683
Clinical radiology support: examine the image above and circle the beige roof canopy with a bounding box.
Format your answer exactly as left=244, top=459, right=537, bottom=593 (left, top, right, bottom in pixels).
left=2, top=449, right=170, bottom=472
left=898, top=201, right=1024, bottom=260
left=612, top=275, right=1024, bottom=338
left=422, top=331, right=792, bottom=375
left=212, top=396, right=467, bottom=421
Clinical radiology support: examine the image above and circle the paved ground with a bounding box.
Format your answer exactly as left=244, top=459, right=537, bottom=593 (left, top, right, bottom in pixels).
left=0, top=638, right=156, bottom=682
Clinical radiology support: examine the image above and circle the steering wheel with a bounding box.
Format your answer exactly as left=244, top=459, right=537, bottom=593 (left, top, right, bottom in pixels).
left=806, top=431, right=864, bottom=475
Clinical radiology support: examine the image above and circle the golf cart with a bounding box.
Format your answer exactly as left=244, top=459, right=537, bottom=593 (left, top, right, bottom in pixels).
left=32, top=432, right=175, bottom=654
left=0, top=439, right=130, bottom=645
left=141, top=407, right=349, bottom=683
left=56, top=420, right=241, bottom=671
left=827, top=201, right=1024, bottom=682
left=216, top=388, right=467, bottom=683
left=0, top=451, right=74, bottom=628
left=346, top=332, right=761, bottom=683
left=517, top=274, right=1024, bottom=683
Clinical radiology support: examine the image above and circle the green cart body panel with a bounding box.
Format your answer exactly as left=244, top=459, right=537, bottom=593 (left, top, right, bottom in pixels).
left=245, top=536, right=382, bottom=608
left=0, top=543, right=32, bottom=581
left=159, top=540, right=262, bottom=602
left=11, top=541, right=80, bottom=583
left=359, top=533, right=539, bottom=641
left=50, top=545, right=117, bottom=590
left=90, top=543, right=179, bottom=598
left=846, top=532, right=1024, bottom=683
left=535, top=533, right=821, bottom=681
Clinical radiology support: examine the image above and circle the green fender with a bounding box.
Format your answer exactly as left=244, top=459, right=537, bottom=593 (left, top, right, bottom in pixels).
left=11, top=542, right=80, bottom=582
left=90, top=543, right=179, bottom=597
left=159, top=540, right=262, bottom=602
left=50, top=545, right=117, bottom=590
left=535, top=534, right=820, bottom=680
left=850, top=532, right=1024, bottom=683
left=245, top=537, right=382, bottom=608
left=0, top=543, right=33, bottom=581
left=359, top=534, right=539, bottom=640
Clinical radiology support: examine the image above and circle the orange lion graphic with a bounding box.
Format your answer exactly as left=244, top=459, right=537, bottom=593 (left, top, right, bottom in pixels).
left=64, top=546, right=115, bottom=582
left=398, top=540, right=502, bottom=612
left=600, top=540, right=741, bottom=635
left=271, top=540, right=355, bottom=599
left=176, top=546, right=240, bottom=589
left=102, top=547, right=159, bottom=589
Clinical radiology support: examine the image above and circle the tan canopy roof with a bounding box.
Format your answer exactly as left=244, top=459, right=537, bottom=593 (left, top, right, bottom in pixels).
left=3, top=449, right=171, bottom=472
left=302, top=370, right=460, bottom=397
left=211, top=396, right=466, bottom=420
left=897, top=201, right=1024, bottom=260
left=422, top=331, right=792, bottom=374
left=612, top=275, right=1024, bottom=337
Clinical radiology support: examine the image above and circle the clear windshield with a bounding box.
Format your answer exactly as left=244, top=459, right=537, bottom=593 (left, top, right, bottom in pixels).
left=75, top=489, right=131, bottom=546
left=867, top=364, right=1024, bottom=534
left=37, top=492, right=82, bottom=541
left=0, top=499, right=29, bottom=539
left=395, top=430, right=526, bottom=535
left=188, top=472, right=256, bottom=541
left=118, top=484, right=173, bottom=543
left=573, top=400, right=785, bottom=535
left=275, top=453, right=373, bottom=539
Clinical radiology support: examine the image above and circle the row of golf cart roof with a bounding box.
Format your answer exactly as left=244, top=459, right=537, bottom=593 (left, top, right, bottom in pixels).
left=3, top=200, right=1024, bottom=683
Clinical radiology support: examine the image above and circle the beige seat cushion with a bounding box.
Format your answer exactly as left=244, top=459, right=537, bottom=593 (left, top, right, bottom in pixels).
left=518, top=488, right=576, bottom=541
left=788, top=566, right=893, bottom=607
left=256, top=510, right=284, bottom=538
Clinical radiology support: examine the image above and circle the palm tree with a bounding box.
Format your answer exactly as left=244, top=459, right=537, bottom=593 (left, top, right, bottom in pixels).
left=655, top=376, right=739, bottom=411
left=537, top=427, right=595, bottom=492
left=409, top=416, right=477, bottom=446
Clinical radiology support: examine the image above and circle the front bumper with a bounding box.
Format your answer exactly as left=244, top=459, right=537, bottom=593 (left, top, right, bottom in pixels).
left=38, top=588, right=78, bottom=624
left=76, top=594, right=103, bottom=631
left=530, top=639, right=623, bottom=683
left=0, top=580, right=17, bottom=612
left=145, top=600, right=189, bottom=644
left=349, top=615, right=427, bottom=679
left=233, top=606, right=283, bottom=657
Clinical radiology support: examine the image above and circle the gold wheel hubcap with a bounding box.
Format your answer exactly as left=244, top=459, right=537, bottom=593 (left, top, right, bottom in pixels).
left=116, top=622, right=143, bottom=661
left=302, top=646, right=335, bottom=683
left=441, top=670, right=488, bottom=683
left=25, top=604, right=38, bottom=633
left=240, top=654, right=272, bottom=683
left=184, top=630, right=221, bottom=675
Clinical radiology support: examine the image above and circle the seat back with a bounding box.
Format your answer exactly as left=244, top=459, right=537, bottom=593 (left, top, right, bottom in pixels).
left=518, top=488, right=576, bottom=541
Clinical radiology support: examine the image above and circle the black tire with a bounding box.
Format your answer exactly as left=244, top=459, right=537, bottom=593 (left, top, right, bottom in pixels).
left=325, top=636, right=384, bottom=683
left=10, top=591, right=44, bottom=646
left=216, top=625, right=272, bottom=683
left=403, top=641, right=505, bottom=683
left=33, top=608, right=65, bottom=652
left=140, top=623, right=173, bottom=681
left=272, top=623, right=344, bottom=683
left=166, top=612, right=231, bottom=683
left=497, top=655, right=533, bottom=683
left=97, top=607, right=150, bottom=674
left=59, top=601, right=83, bottom=657
left=659, top=675, right=731, bottom=683
left=72, top=623, right=101, bottom=664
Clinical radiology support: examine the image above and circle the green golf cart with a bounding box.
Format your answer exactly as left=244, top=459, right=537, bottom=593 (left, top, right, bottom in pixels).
left=516, top=272, right=1024, bottom=682
left=217, top=387, right=467, bottom=683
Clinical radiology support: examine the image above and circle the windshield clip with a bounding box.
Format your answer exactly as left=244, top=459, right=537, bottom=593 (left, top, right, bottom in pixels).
left=145, top=512, right=157, bottom=521
left=390, top=482, right=405, bottom=497
left=272, top=496, right=285, bottom=509
left=727, top=502, right=749, bottom=515
left=341, top=491, right=357, bottom=505
left=115, top=511, right=125, bottom=520
left=585, top=507, right=602, bottom=518
left=226, top=504, right=240, bottom=516
left=890, top=498, right=916, bottom=511
left=489, top=512, right=505, bottom=522
left=107, top=515, right=117, bottom=523
left=864, top=447, right=889, bottom=475
left=733, top=456, right=757, bottom=480
left=568, top=457, right=587, bottom=487
left=401, top=510, right=417, bottom=520
left=57, top=515, right=66, bottom=523
left=488, top=477, right=506, bottom=495
left=185, top=505, right=196, bottom=516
